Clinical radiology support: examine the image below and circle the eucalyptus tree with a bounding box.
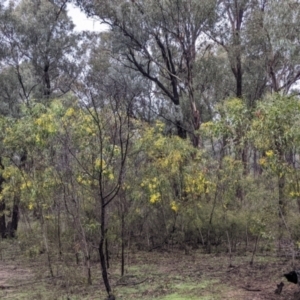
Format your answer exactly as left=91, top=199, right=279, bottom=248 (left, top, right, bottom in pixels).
left=76, top=0, right=217, bottom=146
left=0, top=0, right=83, bottom=105
left=205, top=0, right=271, bottom=105
left=260, top=0, right=300, bottom=94
left=250, top=93, right=300, bottom=236
left=205, top=0, right=300, bottom=105
left=81, top=31, right=154, bottom=121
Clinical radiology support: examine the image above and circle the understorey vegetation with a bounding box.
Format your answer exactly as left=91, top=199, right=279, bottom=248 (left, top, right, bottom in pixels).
left=1, top=0, right=300, bottom=299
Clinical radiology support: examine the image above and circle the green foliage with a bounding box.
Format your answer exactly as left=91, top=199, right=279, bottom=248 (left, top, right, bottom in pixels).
left=137, top=121, right=210, bottom=211
left=251, top=93, right=300, bottom=153
left=2, top=0, right=300, bottom=296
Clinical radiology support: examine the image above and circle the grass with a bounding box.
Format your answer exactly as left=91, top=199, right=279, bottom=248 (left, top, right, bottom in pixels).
left=0, top=241, right=298, bottom=300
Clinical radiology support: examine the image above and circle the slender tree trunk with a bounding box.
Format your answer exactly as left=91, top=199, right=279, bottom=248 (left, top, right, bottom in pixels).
left=86, top=254, right=92, bottom=285
left=226, top=230, right=233, bottom=267
left=0, top=201, right=6, bottom=239
left=98, top=200, right=112, bottom=295
left=8, top=151, right=27, bottom=238
left=83, top=249, right=92, bottom=285
left=0, top=158, right=6, bottom=238
left=253, top=149, right=263, bottom=176
left=236, top=58, right=242, bottom=98
left=78, top=221, right=93, bottom=285
left=250, top=235, right=260, bottom=266
left=278, top=175, right=286, bottom=214
left=174, top=104, right=187, bottom=139
left=41, top=216, right=54, bottom=277
left=121, top=212, right=125, bottom=277
left=9, top=200, right=19, bottom=238
left=245, top=223, right=248, bottom=252
left=57, top=202, right=62, bottom=258
left=278, top=173, right=286, bottom=238
left=105, top=235, right=110, bottom=269
left=233, top=2, right=243, bottom=99
left=43, top=64, right=51, bottom=98
left=88, top=264, right=92, bottom=286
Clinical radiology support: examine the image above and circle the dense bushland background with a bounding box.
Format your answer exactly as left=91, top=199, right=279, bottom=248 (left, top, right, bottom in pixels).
left=1, top=1, right=300, bottom=299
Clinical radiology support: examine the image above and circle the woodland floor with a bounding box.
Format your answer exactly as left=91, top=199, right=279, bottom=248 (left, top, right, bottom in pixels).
left=0, top=242, right=299, bottom=299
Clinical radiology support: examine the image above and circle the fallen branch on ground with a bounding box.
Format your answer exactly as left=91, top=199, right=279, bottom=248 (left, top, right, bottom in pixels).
left=241, top=286, right=261, bottom=292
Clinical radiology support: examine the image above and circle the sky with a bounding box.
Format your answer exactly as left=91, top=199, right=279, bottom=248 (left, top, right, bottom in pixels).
left=2, top=1, right=107, bottom=32
left=67, top=3, right=108, bottom=32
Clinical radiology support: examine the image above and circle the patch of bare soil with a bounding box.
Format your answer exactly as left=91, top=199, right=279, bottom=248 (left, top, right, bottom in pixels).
left=0, top=261, right=34, bottom=297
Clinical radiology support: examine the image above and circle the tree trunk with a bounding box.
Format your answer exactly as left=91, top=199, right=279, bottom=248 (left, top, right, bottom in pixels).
left=250, top=235, right=260, bottom=266
left=0, top=201, right=6, bottom=239
left=234, top=3, right=243, bottom=99
left=121, top=211, right=125, bottom=277
left=105, top=235, right=110, bottom=269
left=0, top=158, right=6, bottom=238
left=98, top=200, right=112, bottom=296
left=278, top=174, right=286, bottom=227
left=174, top=105, right=187, bottom=139
left=8, top=151, right=27, bottom=238
left=235, top=58, right=242, bottom=98
left=57, top=202, right=62, bottom=258
left=41, top=216, right=54, bottom=277
left=43, top=63, right=51, bottom=97
left=9, top=201, right=19, bottom=238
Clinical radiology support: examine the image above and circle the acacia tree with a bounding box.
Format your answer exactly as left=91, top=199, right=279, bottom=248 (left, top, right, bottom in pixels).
left=0, top=94, right=130, bottom=294
left=250, top=93, right=300, bottom=233
left=62, top=85, right=130, bottom=296
left=129, top=120, right=211, bottom=251
left=76, top=103, right=129, bottom=297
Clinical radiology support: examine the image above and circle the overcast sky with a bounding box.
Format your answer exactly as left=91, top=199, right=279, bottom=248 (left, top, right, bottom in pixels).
left=2, top=1, right=107, bottom=32
left=67, top=3, right=108, bottom=32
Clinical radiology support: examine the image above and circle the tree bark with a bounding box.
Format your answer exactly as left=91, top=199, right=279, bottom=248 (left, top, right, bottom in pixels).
left=99, top=200, right=112, bottom=296
left=278, top=174, right=286, bottom=216
left=43, top=63, right=51, bottom=98
left=0, top=158, right=6, bottom=238
left=121, top=211, right=125, bottom=277
left=9, top=201, right=19, bottom=238
left=0, top=201, right=6, bottom=239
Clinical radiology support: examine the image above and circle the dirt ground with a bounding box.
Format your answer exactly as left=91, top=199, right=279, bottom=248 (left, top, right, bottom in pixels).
left=0, top=249, right=300, bottom=299
left=124, top=250, right=300, bottom=300
left=0, top=261, right=33, bottom=297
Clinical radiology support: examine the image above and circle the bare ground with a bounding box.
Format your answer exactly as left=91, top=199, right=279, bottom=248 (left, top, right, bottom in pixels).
left=122, top=250, right=300, bottom=300
left=0, top=249, right=300, bottom=299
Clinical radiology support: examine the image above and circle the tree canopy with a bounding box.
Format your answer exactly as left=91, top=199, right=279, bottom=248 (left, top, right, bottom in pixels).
left=1, top=0, right=300, bottom=298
